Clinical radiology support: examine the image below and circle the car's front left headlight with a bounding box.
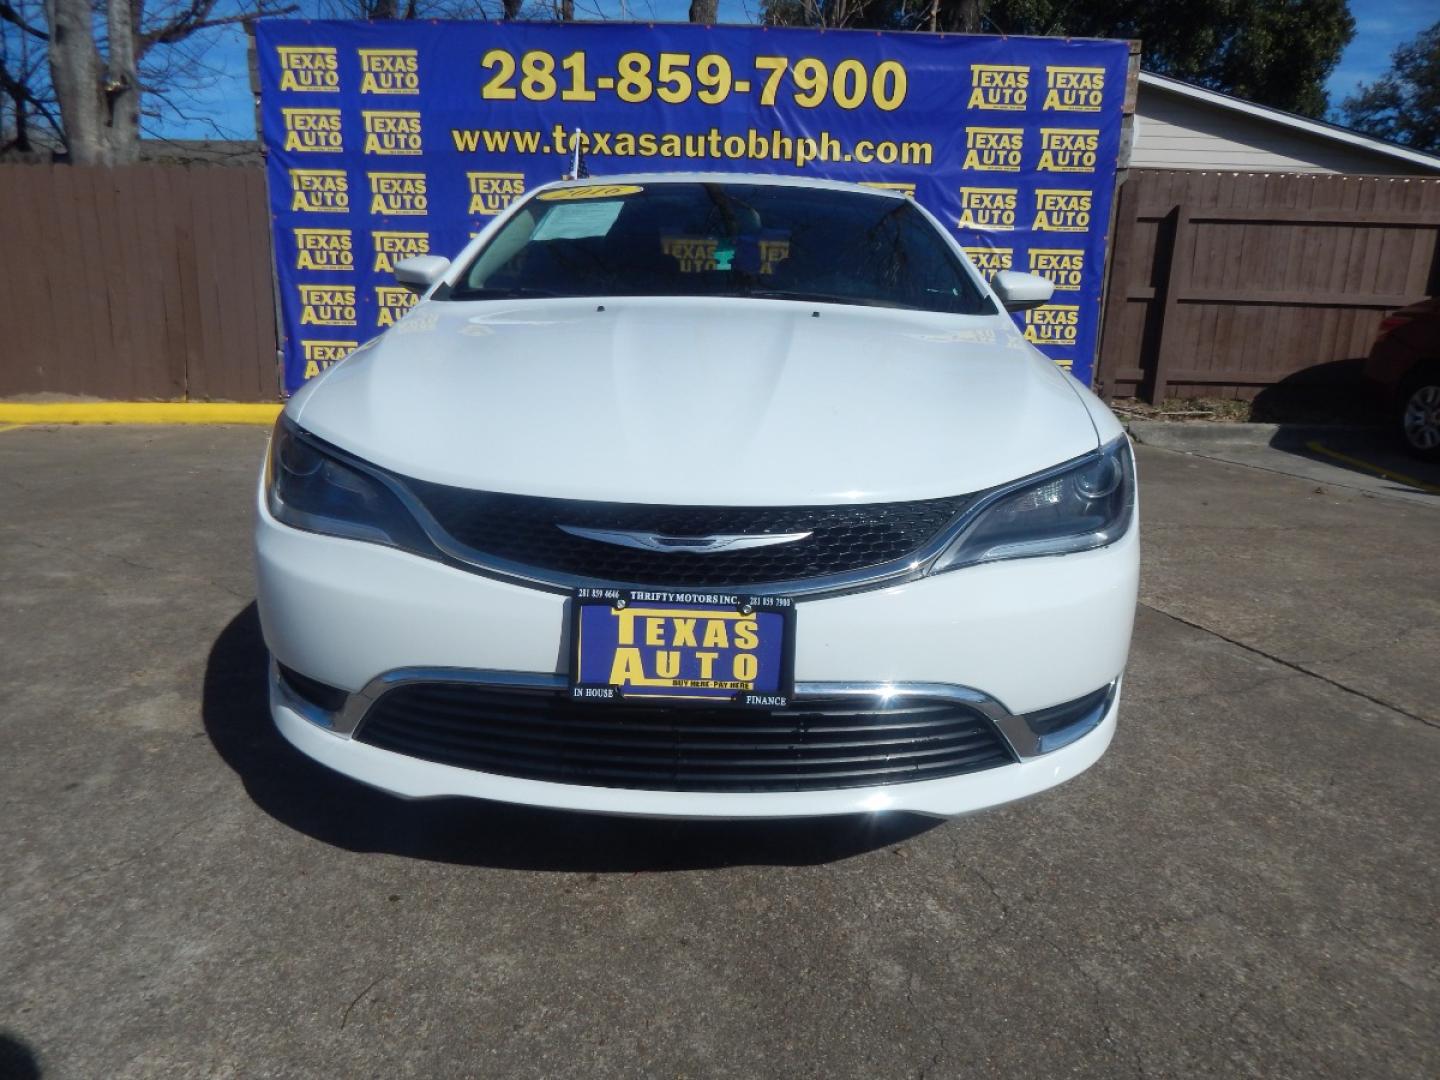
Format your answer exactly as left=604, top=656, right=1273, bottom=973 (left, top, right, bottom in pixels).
left=930, top=437, right=1134, bottom=573
left=266, top=416, right=435, bottom=554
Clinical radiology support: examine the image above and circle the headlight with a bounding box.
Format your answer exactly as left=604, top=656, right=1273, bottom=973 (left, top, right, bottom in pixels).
left=930, top=438, right=1134, bottom=572
left=266, top=416, right=435, bottom=553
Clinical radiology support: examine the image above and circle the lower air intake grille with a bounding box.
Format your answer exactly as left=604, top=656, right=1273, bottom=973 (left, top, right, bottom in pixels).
left=355, top=683, right=1016, bottom=793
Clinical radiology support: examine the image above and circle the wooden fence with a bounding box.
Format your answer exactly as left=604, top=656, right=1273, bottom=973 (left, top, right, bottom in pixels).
left=4, top=164, right=1439, bottom=404
left=1096, top=170, right=1440, bottom=402
left=0, top=164, right=278, bottom=401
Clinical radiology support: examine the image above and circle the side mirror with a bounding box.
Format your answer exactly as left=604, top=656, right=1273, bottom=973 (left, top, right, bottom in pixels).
left=992, top=270, right=1054, bottom=312
left=394, top=255, right=451, bottom=293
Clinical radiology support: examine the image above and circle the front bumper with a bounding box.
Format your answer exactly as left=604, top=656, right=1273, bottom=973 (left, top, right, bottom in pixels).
left=272, top=663, right=1120, bottom=818
left=255, top=483, right=1138, bottom=818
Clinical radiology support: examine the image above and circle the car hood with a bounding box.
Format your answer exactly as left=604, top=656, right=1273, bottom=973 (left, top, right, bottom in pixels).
left=295, top=296, right=1098, bottom=505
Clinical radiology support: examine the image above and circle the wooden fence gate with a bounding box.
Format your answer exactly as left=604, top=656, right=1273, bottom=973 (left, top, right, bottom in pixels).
left=1096, top=170, right=1440, bottom=402
left=0, top=164, right=278, bottom=401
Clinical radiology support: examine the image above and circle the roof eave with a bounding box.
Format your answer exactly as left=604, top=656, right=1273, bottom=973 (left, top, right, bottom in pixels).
left=1138, top=70, right=1440, bottom=172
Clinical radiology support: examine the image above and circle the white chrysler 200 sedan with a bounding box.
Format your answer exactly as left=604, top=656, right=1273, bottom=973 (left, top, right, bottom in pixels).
left=256, top=174, right=1138, bottom=819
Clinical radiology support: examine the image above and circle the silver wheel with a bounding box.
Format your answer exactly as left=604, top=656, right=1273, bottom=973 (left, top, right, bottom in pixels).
left=1402, top=384, right=1440, bottom=451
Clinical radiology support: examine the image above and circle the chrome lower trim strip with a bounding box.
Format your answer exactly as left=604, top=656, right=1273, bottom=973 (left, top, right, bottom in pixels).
left=271, top=657, right=340, bottom=732
left=993, top=679, right=1119, bottom=758
left=334, top=666, right=565, bottom=736
left=277, top=663, right=1119, bottom=763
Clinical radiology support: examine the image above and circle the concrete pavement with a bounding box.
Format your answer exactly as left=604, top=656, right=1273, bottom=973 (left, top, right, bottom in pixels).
left=1128, top=420, right=1440, bottom=507
left=1, top=426, right=1436, bottom=1078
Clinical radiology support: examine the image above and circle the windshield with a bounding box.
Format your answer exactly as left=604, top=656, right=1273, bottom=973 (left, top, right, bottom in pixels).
left=446, top=182, right=995, bottom=316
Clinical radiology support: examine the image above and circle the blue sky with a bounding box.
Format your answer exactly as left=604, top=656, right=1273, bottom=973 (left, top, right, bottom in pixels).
left=1326, top=0, right=1435, bottom=111
left=153, top=1, right=757, bottom=139
left=154, top=0, right=1435, bottom=141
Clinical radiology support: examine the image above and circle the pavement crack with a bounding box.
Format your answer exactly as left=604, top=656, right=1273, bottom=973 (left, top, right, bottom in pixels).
left=340, top=975, right=385, bottom=1030
left=1293, top=617, right=1440, bottom=669
left=1029, top=924, right=1145, bottom=1077
left=1139, top=602, right=1440, bottom=731
left=51, top=815, right=213, bottom=889
left=1140, top=669, right=1306, bottom=708
left=6, top=535, right=249, bottom=602
left=968, top=866, right=1011, bottom=921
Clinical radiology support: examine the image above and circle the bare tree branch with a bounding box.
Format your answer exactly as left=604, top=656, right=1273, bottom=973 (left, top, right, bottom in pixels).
left=138, top=0, right=294, bottom=55
left=140, top=95, right=237, bottom=139
left=0, top=1, right=48, bottom=39
left=1, top=54, right=45, bottom=104
left=138, top=0, right=215, bottom=52
left=2, top=43, right=61, bottom=150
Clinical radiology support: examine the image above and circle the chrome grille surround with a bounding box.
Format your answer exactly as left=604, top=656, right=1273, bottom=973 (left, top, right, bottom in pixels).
left=288, top=425, right=1116, bottom=600
left=403, top=479, right=974, bottom=593
left=272, top=426, right=1123, bottom=601
left=275, top=661, right=1120, bottom=764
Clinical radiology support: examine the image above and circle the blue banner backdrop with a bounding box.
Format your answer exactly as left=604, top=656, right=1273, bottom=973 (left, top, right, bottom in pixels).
left=256, top=20, right=1128, bottom=393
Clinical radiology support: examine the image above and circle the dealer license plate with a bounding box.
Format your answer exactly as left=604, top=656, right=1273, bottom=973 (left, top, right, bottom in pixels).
left=570, top=588, right=795, bottom=708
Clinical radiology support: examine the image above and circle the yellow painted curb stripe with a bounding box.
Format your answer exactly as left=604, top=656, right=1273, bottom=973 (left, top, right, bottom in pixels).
left=1306, top=440, right=1440, bottom=495
left=0, top=424, right=21, bottom=434
left=0, top=403, right=283, bottom=426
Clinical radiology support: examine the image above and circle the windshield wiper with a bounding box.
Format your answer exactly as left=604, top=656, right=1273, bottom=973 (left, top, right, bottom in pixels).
left=742, top=289, right=912, bottom=310
left=447, top=286, right=565, bottom=301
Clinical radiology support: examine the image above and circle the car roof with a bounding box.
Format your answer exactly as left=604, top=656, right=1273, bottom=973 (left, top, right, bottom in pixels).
left=528, top=172, right=910, bottom=200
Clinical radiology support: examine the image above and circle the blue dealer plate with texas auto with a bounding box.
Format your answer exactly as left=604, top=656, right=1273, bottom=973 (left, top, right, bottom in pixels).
left=571, top=589, right=795, bottom=707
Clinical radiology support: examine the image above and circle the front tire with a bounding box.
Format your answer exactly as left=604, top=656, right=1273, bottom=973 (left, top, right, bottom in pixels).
left=1398, top=368, right=1440, bottom=462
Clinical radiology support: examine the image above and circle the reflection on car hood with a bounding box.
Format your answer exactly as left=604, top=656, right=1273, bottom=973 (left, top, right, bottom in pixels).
left=295, top=295, right=1098, bottom=505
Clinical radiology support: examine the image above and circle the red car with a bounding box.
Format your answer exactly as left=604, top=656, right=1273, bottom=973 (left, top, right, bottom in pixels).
left=1365, top=297, right=1440, bottom=460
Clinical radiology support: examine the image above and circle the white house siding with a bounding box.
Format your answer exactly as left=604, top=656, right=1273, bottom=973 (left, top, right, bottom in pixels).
left=1132, top=86, right=1435, bottom=175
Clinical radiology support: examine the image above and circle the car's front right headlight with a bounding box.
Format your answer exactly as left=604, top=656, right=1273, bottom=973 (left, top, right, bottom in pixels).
left=930, top=437, right=1135, bottom=573
left=266, top=416, right=435, bottom=554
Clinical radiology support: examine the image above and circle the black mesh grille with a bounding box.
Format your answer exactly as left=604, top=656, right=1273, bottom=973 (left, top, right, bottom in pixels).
left=405, top=481, right=971, bottom=587
left=355, top=683, right=1016, bottom=793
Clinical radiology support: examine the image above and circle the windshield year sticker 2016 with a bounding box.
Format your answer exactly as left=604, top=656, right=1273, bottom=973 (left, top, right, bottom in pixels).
left=536, top=184, right=644, bottom=201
